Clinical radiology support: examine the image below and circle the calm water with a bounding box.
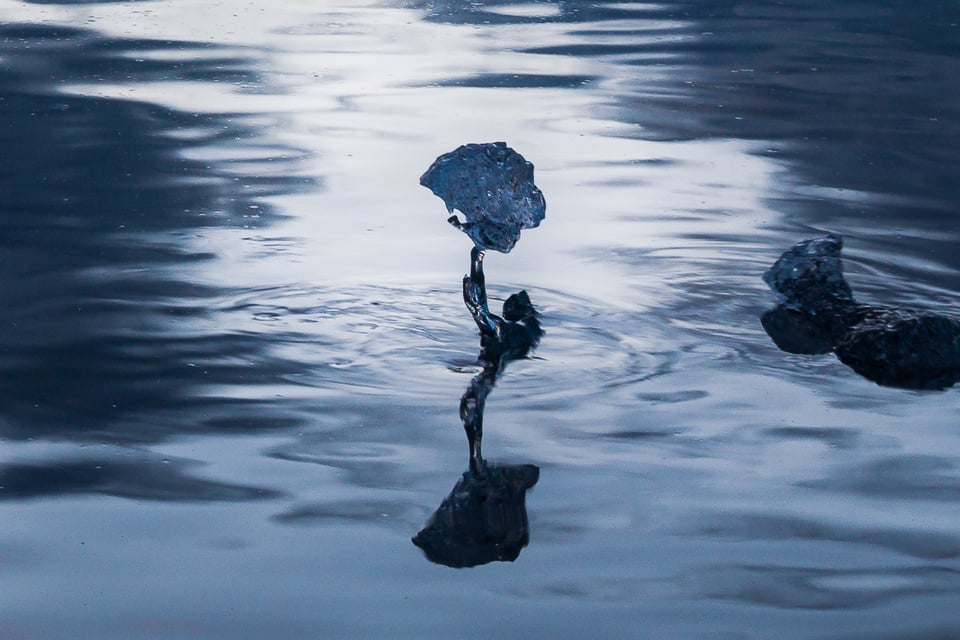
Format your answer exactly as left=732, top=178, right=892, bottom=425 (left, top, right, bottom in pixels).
left=1, top=0, right=959, bottom=637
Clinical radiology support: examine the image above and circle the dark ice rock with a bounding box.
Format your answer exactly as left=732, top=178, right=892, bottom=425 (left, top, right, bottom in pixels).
left=420, top=142, right=545, bottom=253
left=836, top=308, right=960, bottom=390
left=762, top=235, right=960, bottom=390
left=762, top=234, right=854, bottom=315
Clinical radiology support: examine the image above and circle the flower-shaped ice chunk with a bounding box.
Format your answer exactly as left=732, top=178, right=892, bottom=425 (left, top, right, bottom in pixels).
left=420, top=142, right=545, bottom=253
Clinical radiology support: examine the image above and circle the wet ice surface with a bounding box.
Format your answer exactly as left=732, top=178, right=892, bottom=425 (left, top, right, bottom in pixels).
left=420, top=142, right=545, bottom=253
left=763, top=234, right=855, bottom=315
left=1, top=0, right=960, bottom=638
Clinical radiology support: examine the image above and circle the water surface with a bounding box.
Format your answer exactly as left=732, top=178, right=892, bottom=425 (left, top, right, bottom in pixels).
left=1, top=0, right=959, bottom=637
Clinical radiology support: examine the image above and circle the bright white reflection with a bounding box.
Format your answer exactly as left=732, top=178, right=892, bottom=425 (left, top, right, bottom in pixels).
left=0, top=0, right=781, bottom=307
left=481, top=3, right=562, bottom=18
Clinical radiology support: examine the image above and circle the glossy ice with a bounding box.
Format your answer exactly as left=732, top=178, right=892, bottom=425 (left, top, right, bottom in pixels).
left=420, top=142, right=545, bottom=253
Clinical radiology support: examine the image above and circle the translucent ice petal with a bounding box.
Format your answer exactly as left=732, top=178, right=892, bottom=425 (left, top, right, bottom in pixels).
left=420, top=142, right=546, bottom=253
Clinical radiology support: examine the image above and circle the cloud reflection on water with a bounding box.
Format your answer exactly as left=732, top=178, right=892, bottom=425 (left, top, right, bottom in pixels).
left=0, top=24, right=311, bottom=443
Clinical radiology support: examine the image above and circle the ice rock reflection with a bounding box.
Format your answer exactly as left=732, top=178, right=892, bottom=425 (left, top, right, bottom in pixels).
left=420, top=142, right=545, bottom=253
left=412, top=463, right=539, bottom=569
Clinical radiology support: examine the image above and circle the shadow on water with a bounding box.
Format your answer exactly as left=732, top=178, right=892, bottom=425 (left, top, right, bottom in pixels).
left=0, top=24, right=311, bottom=446
left=413, top=248, right=542, bottom=568
left=0, top=453, right=281, bottom=502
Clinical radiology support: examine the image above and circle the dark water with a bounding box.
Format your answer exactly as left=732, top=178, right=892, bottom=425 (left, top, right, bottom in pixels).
left=1, top=0, right=959, bottom=637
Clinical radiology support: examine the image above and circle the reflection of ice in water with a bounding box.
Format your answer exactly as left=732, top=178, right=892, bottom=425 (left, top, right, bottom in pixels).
left=420, top=142, right=545, bottom=253
left=412, top=463, right=539, bottom=569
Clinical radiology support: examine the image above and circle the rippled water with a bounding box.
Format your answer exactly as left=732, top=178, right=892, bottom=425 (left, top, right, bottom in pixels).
left=1, top=0, right=959, bottom=637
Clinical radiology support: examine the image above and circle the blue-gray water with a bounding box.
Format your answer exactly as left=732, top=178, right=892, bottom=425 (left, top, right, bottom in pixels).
left=1, top=0, right=959, bottom=637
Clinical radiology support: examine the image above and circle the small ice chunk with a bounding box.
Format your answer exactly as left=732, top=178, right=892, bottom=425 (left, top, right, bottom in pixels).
left=763, top=234, right=854, bottom=314
left=420, top=142, right=545, bottom=253
left=836, top=308, right=960, bottom=390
